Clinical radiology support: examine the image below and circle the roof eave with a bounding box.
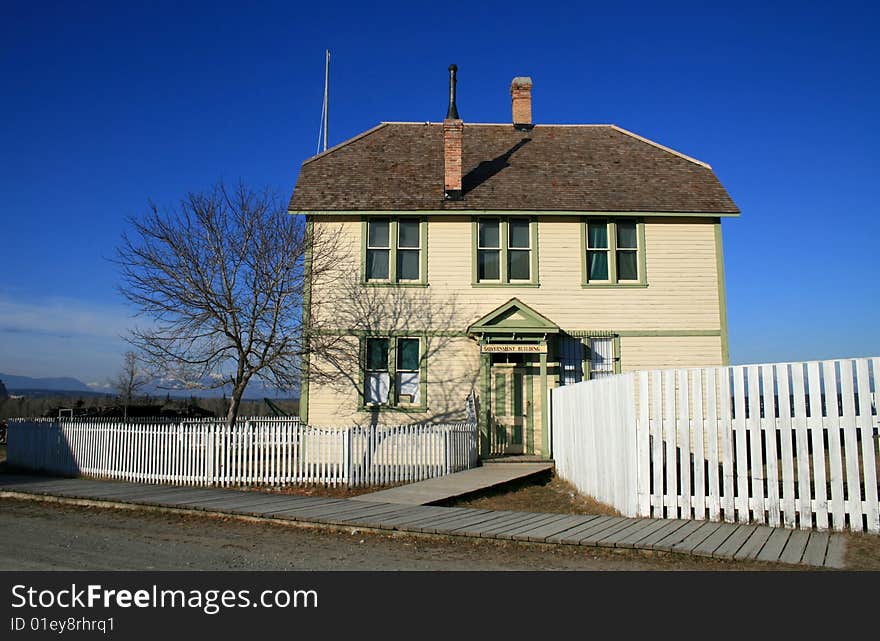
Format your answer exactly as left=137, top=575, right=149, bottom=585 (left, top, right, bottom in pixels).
left=287, top=208, right=740, bottom=217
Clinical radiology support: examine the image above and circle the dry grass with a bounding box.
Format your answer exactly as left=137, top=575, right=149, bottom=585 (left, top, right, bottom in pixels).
left=236, top=482, right=404, bottom=499
left=841, top=532, right=880, bottom=570
left=441, top=470, right=622, bottom=516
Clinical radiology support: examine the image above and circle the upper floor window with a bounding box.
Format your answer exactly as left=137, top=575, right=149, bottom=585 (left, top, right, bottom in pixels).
left=583, top=219, right=646, bottom=286
left=474, top=217, right=538, bottom=285
left=364, top=217, right=426, bottom=285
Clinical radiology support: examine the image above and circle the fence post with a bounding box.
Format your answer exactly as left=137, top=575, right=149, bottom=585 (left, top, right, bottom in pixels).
left=343, top=428, right=351, bottom=487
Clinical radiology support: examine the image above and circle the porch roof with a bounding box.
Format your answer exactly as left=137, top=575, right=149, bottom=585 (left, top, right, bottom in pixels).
left=467, top=298, right=560, bottom=335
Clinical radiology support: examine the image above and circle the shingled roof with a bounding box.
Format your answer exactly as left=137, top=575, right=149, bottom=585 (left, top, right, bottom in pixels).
left=288, top=122, right=739, bottom=214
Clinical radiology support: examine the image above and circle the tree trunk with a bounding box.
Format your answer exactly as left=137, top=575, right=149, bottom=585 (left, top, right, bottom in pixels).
left=227, top=380, right=249, bottom=428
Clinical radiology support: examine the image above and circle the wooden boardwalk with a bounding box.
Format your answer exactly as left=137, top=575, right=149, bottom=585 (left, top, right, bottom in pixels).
left=0, top=473, right=846, bottom=569
left=351, top=461, right=555, bottom=505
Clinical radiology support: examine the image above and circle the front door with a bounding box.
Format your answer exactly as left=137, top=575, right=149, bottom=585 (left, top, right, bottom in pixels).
left=490, top=364, right=528, bottom=455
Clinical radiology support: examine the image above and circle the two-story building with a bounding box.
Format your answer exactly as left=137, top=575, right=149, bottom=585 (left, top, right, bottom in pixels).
left=288, top=66, right=739, bottom=459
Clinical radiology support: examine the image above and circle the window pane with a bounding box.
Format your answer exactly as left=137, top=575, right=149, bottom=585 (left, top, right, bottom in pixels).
left=397, top=249, right=420, bottom=280
left=397, top=338, right=420, bottom=371
left=366, top=338, right=389, bottom=371
left=396, top=372, right=420, bottom=404
left=509, top=219, right=530, bottom=248
left=398, top=219, right=420, bottom=248
left=508, top=249, right=530, bottom=280
left=366, top=372, right=390, bottom=404
left=478, top=250, right=500, bottom=280
left=366, top=249, right=389, bottom=279
left=617, top=221, right=637, bottom=249
left=617, top=250, right=638, bottom=280
left=368, top=219, right=389, bottom=247
left=588, top=222, right=608, bottom=248
left=478, top=219, right=500, bottom=248
left=588, top=251, right=608, bottom=280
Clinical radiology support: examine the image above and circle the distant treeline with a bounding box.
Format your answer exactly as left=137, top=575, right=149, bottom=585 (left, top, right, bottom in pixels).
left=0, top=392, right=299, bottom=420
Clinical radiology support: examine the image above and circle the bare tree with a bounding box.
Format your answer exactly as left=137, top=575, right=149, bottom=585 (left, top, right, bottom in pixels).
left=112, top=350, right=150, bottom=420
left=115, top=182, right=342, bottom=426
left=305, top=268, right=478, bottom=425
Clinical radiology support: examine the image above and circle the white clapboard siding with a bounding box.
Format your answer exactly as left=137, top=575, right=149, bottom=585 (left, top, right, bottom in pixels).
left=552, top=356, right=880, bottom=533
left=7, top=417, right=478, bottom=489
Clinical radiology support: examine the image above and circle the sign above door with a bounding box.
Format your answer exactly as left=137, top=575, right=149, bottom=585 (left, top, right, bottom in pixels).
left=481, top=343, right=547, bottom=354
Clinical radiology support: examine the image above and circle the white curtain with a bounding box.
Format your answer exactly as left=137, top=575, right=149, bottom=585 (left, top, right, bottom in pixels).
left=366, top=372, right=390, bottom=404
left=590, top=337, right=615, bottom=379
left=396, top=372, right=420, bottom=403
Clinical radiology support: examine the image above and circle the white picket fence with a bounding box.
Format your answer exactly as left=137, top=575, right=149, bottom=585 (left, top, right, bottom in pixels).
left=7, top=418, right=478, bottom=488
left=552, top=356, right=880, bottom=533
left=552, top=373, right=639, bottom=517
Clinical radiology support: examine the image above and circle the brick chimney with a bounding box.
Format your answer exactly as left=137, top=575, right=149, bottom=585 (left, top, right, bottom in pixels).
left=443, top=64, right=463, bottom=201
left=511, top=76, right=533, bottom=129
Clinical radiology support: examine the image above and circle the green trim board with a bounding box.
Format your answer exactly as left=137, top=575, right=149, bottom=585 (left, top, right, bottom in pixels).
left=470, top=216, right=540, bottom=286
left=565, top=329, right=721, bottom=337
left=299, top=216, right=314, bottom=423
left=360, top=216, right=429, bottom=286
left=293, top=209, right=740, bottom=219
left=613, top=336, right=622, bottom=374
left=714, top=219, right=731, bottom=365
left=315, top=328, right=720, bottom=338
left=580, top=217, right=648, bottom=288
left=470, top=283, right=541, bottom=288
left=314, top=329, right=468, bottom=337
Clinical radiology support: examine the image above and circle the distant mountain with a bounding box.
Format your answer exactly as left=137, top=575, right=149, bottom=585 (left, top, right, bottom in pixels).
left=0, top=372, right=92, bottom=392
left=146, top=376, right=298, bottom=400
left=0, top=372, right=297, bottom=400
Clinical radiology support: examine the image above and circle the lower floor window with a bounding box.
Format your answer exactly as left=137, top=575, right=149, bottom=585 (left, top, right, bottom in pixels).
left=395, top=338, right=421, bottom=404
left=589, top=337, right=615, bottom=379
left=364, top=336, right=421, bottom=406
left=365, top=338, right=390, bottom=404
left=558, top=334, right=584, bottom=386
left=557, top=334, right=618, bottom=384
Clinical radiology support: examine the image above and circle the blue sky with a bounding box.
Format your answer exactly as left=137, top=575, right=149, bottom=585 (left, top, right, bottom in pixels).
left=1, top=0, right=878, bottom=384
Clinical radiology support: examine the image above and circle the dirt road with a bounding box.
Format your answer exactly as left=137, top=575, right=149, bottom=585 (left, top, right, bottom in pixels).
left=0, top=496, right=797, bottom=571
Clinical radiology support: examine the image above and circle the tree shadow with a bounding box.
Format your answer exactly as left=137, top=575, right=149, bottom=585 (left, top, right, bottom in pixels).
left=307, top=263, right=479, bottom=427
left=462, top=138, right=531, bottom=196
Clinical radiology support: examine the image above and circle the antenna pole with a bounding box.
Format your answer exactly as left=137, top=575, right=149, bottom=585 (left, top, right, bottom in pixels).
left=323, top=49, right=330, bottom=152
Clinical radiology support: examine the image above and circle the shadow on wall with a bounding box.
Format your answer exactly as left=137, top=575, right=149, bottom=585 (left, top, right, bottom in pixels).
left=307, top=267, right=479, bottom=426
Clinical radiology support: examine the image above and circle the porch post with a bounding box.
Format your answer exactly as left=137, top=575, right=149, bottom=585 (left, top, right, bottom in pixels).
left=480, top=351, right=491, bottom=458
left=539, top=350, right=549, bottom=459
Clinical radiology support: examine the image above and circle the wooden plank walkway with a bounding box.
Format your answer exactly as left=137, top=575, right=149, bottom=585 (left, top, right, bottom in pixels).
left=0, top=473, right=848, bottom=569
left=350, top=462, right=554, bottom=505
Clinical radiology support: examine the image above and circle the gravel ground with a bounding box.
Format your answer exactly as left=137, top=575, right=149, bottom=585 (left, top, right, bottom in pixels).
left=0, top=496, right=799, bottom=571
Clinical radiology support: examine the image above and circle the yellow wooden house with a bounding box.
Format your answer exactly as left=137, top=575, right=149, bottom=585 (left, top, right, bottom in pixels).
left=288, top=67, right=739, bottom=459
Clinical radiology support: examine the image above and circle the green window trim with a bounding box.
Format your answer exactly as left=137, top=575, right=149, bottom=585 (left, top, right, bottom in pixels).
left=714, top=219, right=730, bottom=365
left=471, top=217, right=540, bottom=287
left=359, top=334, right=429, bottom=412
left=579, top=333, right=622, bottom=380
left=580, top=218, right=647, bottom=288
left=361, top=216, right=429, bottom=286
